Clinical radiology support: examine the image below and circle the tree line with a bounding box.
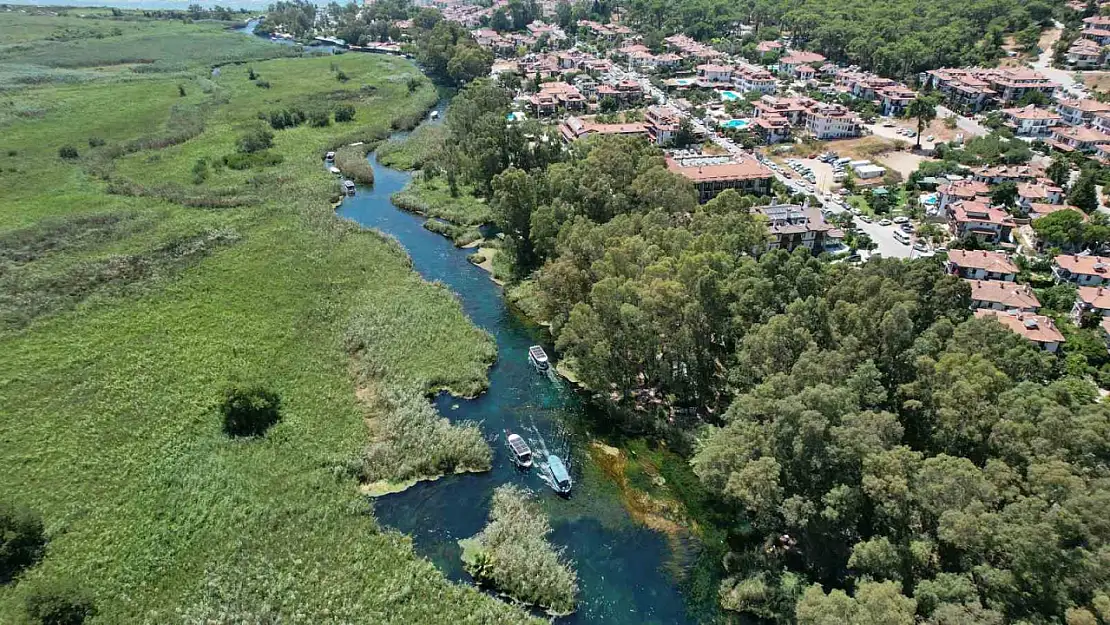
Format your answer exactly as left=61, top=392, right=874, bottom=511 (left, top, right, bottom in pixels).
left=624, top=0, right=1060, bottom=79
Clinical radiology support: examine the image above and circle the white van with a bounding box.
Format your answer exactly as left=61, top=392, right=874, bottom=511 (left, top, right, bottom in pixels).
left=893, top=230, right=910, bottom=245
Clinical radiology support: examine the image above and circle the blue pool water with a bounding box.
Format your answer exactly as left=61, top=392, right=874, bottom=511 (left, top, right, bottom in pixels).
left=335, top=107, right=705, bottom=625
left=722, top=119, right=750, bottom=129
left=719, top=90, right=741, bottom=101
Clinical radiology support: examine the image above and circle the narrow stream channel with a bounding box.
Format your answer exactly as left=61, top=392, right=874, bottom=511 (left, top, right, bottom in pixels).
left=337, top=128, right=698, bottom=624
left=236, top=21, right=703, bottom=622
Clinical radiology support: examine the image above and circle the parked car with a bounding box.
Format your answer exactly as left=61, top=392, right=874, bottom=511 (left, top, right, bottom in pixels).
left=859, top=214, right=873, bottom=222
left=913, top=241, right=929, bottom=252
left=900, top=223, right=914, bottom=232
left=878, top=219, right=892, bottom=226
left=893, top=216, right=909, bottom=224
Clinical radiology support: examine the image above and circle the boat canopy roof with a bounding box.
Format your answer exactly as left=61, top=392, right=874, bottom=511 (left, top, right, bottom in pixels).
left=508, top=434, right=531, bottom=455
left=528, top=345, right=548, bottom=362
left=547, top=455, right=570, bottom=483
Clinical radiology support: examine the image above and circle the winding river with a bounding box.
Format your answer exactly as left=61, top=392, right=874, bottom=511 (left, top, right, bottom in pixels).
left=238, top=20, right=705, bottom=623
left=338, top=120, right=700, bottom=624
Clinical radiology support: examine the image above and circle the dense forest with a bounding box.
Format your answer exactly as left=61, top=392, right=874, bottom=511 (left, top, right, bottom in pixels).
left=625, top=0, right=1060, bottom=78
left=420, top=80, right=1110, bottom=623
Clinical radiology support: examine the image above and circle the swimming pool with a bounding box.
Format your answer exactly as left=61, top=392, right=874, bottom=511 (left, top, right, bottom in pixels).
left=722, top=118, right=750, bottom=129
left=720, top=90, right=741, bottom=101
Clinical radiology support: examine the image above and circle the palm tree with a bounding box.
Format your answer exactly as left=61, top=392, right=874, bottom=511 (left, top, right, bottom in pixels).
left=905, top=96, right=937, bottom=151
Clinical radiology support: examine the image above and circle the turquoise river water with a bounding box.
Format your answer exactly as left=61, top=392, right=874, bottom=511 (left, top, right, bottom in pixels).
left=233, top=20, right=710, bottom=620
left=336, top=115, right=705, bottom=623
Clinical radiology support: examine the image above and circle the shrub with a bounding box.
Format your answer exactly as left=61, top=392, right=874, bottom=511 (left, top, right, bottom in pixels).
left=58, top=146, right=78, bottom=159
left=308, top=110, right=331, bottom=128
left=0, top=502, right=46, bottom=583
left=335, top=70, right=349, bottom=82
left=219, top=384, right=281, bottom=437
left=266, top=108, right=305, bottom=130
left=87, top=137, right=105, bottom=148
left=334, top=103, right=356, bottom=123
left=191, top=157, right=208, bottom=184
left=247, top=67, right=257, bottom=80
left=459, top=484, right=578, bottom=615
left=255, top=80, right=271, bottom=89
left=221, top=150, right=284, bottom=170
left=178, top=84, right=186, bottom=97
left=236, top=126, right=273, bottom=154
left=25, top=582, right=96, bottom=625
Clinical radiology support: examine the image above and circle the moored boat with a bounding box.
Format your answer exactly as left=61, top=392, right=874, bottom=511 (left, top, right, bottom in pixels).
left=324, top=151, right=336, bottom=162
left=543, top=455, right=572, bottom=496
left=429, top=110, right=439, bottom=120
left=506, top=432, right=533, bottom=469
left=342, top=180, right=356, bottom=195
left=527, top=345, right=549, bottom=371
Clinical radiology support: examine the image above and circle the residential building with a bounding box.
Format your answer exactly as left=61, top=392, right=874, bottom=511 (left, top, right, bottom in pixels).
left=528, top=82, right=585, bottom=115
left=1029, top=203, right=1085, bottom=222
left=939, top=179, right=991, bottom=211
left=1016, top=180, right=1063, bottom=209
left=1093, top=111, right=1110, bottom=134
left=794, top=64, right=816, bottom=82
left=1066, top=38, right=1107, bottom=68
left=778, top=51, right=826, bottom=75
left=1048, top=124, right=1110, bottom=154
left=877, top=85, right=917, bottom=117
left=804, top=103, right=861, bottom=140
left=559, top=116, right=648, bottom=142
left=756, top=202, right=842, bottom=252
left=1055, top=98, right=1110, bottom=126
left=755, top=40, right=783, bottom=58
left=665, top=154, right=774, bottom=202
left=696, top=63, right=732, bottom=85
left=946, top=200, right=1014, bottom=244
left=974, top=310, right=1064, bottom=352
left=945, top=249, right=1019, bottom=281
left=752, top=114, right=791, bottom=144
left=1072, top=286, right=1110, bottom=324
left=966, top=279, right=1041, bottom=312
left=734, top=64, right=777, bottom=94
left=922, top=67, right=1057, bottom=112
left=1001, top=105, right=1060, bottom=136
left=752, top=95, right=812, bottom=125
left=970, top=164, right=1043, bottom=185
left=1054, top=254, right=1110, bottom=286
left=644, top=104, right=680, bottom=146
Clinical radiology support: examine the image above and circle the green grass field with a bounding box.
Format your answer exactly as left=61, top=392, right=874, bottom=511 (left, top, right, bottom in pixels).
left=0, top=9, right=530, bottom=623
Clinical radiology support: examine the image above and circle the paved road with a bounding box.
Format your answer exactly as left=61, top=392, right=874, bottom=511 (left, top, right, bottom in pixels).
left=935, top=105, right=990, bottom=139
left=1032, top=23, right=1087, bottom=97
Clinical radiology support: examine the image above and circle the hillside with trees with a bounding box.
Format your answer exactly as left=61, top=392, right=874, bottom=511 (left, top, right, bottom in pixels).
left=626, top=0, right=1060, bottom=78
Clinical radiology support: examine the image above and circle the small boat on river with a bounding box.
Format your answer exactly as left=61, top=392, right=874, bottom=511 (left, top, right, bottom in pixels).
left=429, top=110, right=439, bottom=120
left=324, top=151, right=335, bottom=162
left=342, top=180, right=356, bottom=195
left=328, top=166, right=341, bottom=175
left=528, top=345, right=549, bottom=372
left=506, top=432, right=533, bottom=469
left=542, top=455, right=572, bottom=496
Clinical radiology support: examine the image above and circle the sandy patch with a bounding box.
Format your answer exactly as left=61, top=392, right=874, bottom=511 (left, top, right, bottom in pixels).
left=1084, top=71, right=1110, bottom=94
left=877, top=151, right=935, bottom=178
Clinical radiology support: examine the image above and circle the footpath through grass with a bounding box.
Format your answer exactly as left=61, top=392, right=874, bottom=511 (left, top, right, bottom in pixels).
left=0, top=9, right=529, bottom=624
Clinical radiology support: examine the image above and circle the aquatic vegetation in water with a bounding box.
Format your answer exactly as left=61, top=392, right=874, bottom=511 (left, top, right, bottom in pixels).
left=459, top=484, right=578, bottom=616
left=351, top=384, right=491, bottom=496
left=334, top=145, right=374, bottom=185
